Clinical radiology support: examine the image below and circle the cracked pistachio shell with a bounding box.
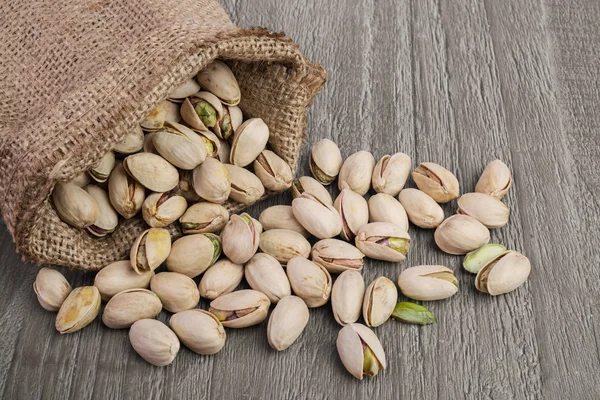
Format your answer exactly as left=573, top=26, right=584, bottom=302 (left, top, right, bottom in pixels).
left=196, top=128, right=221, bottom=158
left=172, top=170, right=201, bottom=202
left=363, top=277, right=398, bottom=327
left=434, top=214, right=490, bottom=255
left=267, top=295, right=309, bottom=351
left=230, top=118, right=270, bottom=167
left=151, top=272, right=200, bottom=313
left=192, top=158, right=231, bottom=203
left=259, top=205, right=310, bottom=238
left=253, top=150, right=293, bottom=192
left=224, top=164, right=265, bottom=204
left=114, top=126, right=144, bottom=154
left=398, top=188, right=444, bottom=229
left=457, top=192, right=510, bottom=229
left=291, top=176, right=333, bottom=205
left=169, top=309, right=226, bottom=355
left=34, top=268, right=72, bottom=312
left=463, top=243, right=507, bottom=274
left=166, top=233, right=221, bottom=278
left=52, top=182, right=99, bottom=229
left=334, top=188, right=369, bottom=241
left=168, top=78, right=201, bottom=102
left=397, top=265, right=458, bottom=301
left=372, top=153, right=411, bottom=196
left=89, top=151, right=115, bottom=183
left=108, top=162, right=145, bottom=219
left=216, top=139, right=231, bottom=163
left=152, top=121, right=207, bottom=170
left=292, top=193, right=343, bottom=239
left=129, top=319, right=180, bottom=366
left=123, top=153, right=179, bottom=192
left=142, top=192, right=187, bottom=228
left=331, top=270, right=365, bottom=326
left=244, top=253, right=291, bottom=304
left=311, top=239, right=365, bottom=274
left=221, top=213, right=262, bottom=264
left=140, top=100, right=181, bottom=132
left=70, top=171, right=91, bottom=187
left=209, top=289, right=270, bottom=328
left=199, top=258, right=244, bottom=300
left=475, top=159, right=512, bottom=199
left=84, top=185, right=118, bottom=237
left=355, top=222, right=410, bottom=262
left=94, top=260, right=154, bottom=301
left=368, top=193, right=409, bottom=232
left=213, top=105, right=232, bottom=140
left=475, top=250, right=531, bottom=295
left=286, top=257, right=332, bottom=308
left=102, top=288, right=162, bottom=329
left=309, top=139, right=343, bottom=185
left=411, top=162, right=460, bottom=203
left=196, top=60, right=241, bottom=106
left=337, top=323, right=386, bottom=380
left=180, top=202, right=229, bottom=234
left=338, top=151, right=375, bottom=196
left=259, top=229, right=311, bottom=265
left=55, top=286, right=101, bottom=334
left=130, top=228, right=172, bottom=274
left=229, top=105, right=243, bottom=132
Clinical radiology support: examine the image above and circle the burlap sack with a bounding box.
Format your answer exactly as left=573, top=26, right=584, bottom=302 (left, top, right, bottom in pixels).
left=0, top=0, right=326, bottom=270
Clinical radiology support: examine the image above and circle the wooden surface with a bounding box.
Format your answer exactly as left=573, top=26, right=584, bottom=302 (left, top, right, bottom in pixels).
left=1, top=0, right=599, bottom=398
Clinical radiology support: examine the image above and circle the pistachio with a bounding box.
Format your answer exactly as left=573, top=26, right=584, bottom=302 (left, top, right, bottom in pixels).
left=411, top=162, right=460, bottom=203
left=123, top=153, right=179, bottom=192
left=55, top=286, right=101, bottom=334
left=309, top=139, right=343, bottom=185
left=33, top=268, right=72, bottom=311
left=221, top=213, right=262, bottom=264
left=267, top=296, right=310, bottom=351
left=198, top=258, right=244, bottom=300
left=244, top=253, right=291, bottom=304
left=338, top=151, right=375, bottom=195
left=209, top=289, right=271, bottom=328
left=196, top=128, right=221, bottom=158
left=143, top=131, right=159, bottom=154
left=169, top=309, right=226, bottom=355
left=84, top=185, right=118, bottom=237
left=108, top=162, right=145, bottom=219
left=114, top=126, right=144, bottom=154
left=362, top=277, right=398, bottom=327
left=475, top=159, right=512, bottom=199
left=292, top=193, right=342, bottom=239
left=196, top=60, right=241, bottom=106
left=166, top=233, right=221, bottom=278
left=355, top=222, right=410, bottom=262
left=94, top=260, right=154, bottom=301
left=463, top=243, right=507, bottom=274
left=89, top=151, right=115, bottom=183
left=224, top=164, right=265, bottom=204
left=259, top=229, right=311, bottom=265
left=334, top=188, right=369, bottom=241
left=190, top=158, right=231, bottom=204
left=140, top=100, right=181, bottom=132
left=179, top=202, right=230, bottom=234
left=258, top=205, right=310, bottom=238
left=172, top=169, right=201, bottom=202
left=214, top=105, right=233, bottom=140
left=457, top=192, right=510, bottom=228
left=102, top=289, right=162, bottom=329
left=142, top=192, right=188, bottom=228
left=398, top=188, right=444, bottom=229
left=52, top=182, right=99, bottom=228
left=70, top=171, right=90, bottom=187
left=331, top=270, right=365, bottom=326
left=475, top=250, right=531, bottom=295
left=372, top=153, right=411, bottom=196
left=253, top=150, right=293, bottom=192
left=286, top=257, right=332, bottom=308
left=291, top=176, right=333, bottom=205
left=167, top=78, right=201, bottom=102
left=397, top=265, right=458, bottom=301
left=434, top=214, right=490, bottom=255
left=336, top=323, right=386, bottom=380
left=228, top=105, right=243, bottom=132
left=152, top=121, right=207, bottom=170
left=181, top=92, right=222, bottom=129
left=368, top=193, right=409, bottom=232
left=391, top=302, right=435, bottom=325
left=216, top=138, right=231, bottom=163
left=150, top=272, right=200, bottom=313
left=130, top=228, right=172, bottom=274
left=129, top=319, right=180, bottom=366
left=311, top=239, right=365, bottom=274
left=230, top=118, right=270, bottom=167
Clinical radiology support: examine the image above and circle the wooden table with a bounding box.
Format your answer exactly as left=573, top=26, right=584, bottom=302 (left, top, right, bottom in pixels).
left=1, top=0, right=599, bottom=398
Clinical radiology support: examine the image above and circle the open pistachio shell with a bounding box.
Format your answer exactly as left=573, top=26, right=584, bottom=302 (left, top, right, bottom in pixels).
left=253, top=150, right=293, bottom=192
left=331, top=270, right=365, bottom=326
left=33, top=268, right=72, bottom=312
left=398, top=188, right=444, bottom=229
left=229, top=105, right=243, bottom=132
left=102, top=288, right=162, bottom=329
left=221, top=213, right=262, bottom=264
left=216, top=138, right=231, bottom=163
left=52, top=182, right=99, bottom=229
left=89, top=151, right=115, bottom=183
left=108, top=162, right=145, bottom=219
left=230, top=118, right=270, bottom=167
left=196, top=60, right=241, bottom=106
left=457, top=192, right=510, bottom=228
left=338, top=151, right=375, bottom=196
left=355, top=222, right=410, bottom=262
left=151, top=272, right=200, bottom=313
left=168, top=78, right=201, bottom=102
left=267, top=295, right=310, bottom=351
left=152, top=121, right=207, bottom=170
left=209, top=289, right=271, bottom=328
left=259, top=205, right=310, bottom=238
left=142, top=192, right=187, bottom=228
left=180, top=202, right=229, bottom=234
left=198, top=258, right=244, bottom=300
left=434, top=214, right=490, bottom=255
left=130, top=228, right=172, bottom=274
left=259, top=229, right=311, bottom=265
left=292, top=193, right=342, bottom=239
left=129, top=319, right=180, bottom=366
left=114, top=126, right=144, bottom=154
left=309, top=139, right=342, bottom=185
left=336, top=323, right=386, bottom=380
left=244, top=253, right=291, bottom=304
left=166, top=233, right=221, bottom=278
left=311, top=239, right=365, bottom=274
left=411, top=162, right=460, bottom=203
left=475, top=250, right=531, bottom=295
left=362, top=277, right=398, bottom=327
left=169, top=309, right=226, bottom=355
left=94, top=260, right=154, bottom=301
left=334, top=188, right=369, bottom=241
left=123, top=153, right=179, bottom=192
left=286, top=257, right=332, bottom=308
left=140, top=100, right=181, bottom=132
left=475, top=159, right=512, bottom=199
left=225, top=164, right=265, bottom=204
left=55, top=286, right=101, bottom=334
left=84, top=185, right=118, bottom=237
left=397, top=265, right=458, bottom=301
left=291, top=176, right=333, bottom=205
left=172, top=169, right=201, bottom=203
left=368, top=193, right=409, bottom=232
left=372, top=153, right=411, bottom=196
left=197, top=129, right=221, bottom=159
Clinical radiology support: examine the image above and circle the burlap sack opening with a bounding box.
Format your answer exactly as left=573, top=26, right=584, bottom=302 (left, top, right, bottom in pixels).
left=0, top=0, right=326, bottom=270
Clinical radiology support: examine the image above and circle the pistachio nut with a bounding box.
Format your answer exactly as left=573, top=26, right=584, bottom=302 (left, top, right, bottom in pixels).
left=355, top=222, right=410, bottom=262
left=180, top=202, right=229, bottom=234
left=457, top=192, right=510, bottom=228
left=213, top=105, right=233, bottom=140
left=334, top=188, right=369, bottom=241
left=291, top=176, right=333, bottom=205
left=123, top=153, right=179, bottom=192
left=198, top=258, right=244, bottom=300
left=52, top=182, right=99, bottom=228
left=143, top=131, right=159, bottom=154
left=244, top=253, right=291, bottom=304
left=129, top=319, right=180, bottom=366
left=253, top=150, right=293, bottom=192
left=434, top=214, right=490, bottom=255
left=114, top=126, right=144, bottom=154
left=286, top=257, right=332, bottom=308
left=166, top=233, right=221, bottom=278
left=70, top=171, right=91, bottom=187
left=192, top=158, right=231, bottom=203
left=102, top=288, right=162, bottom=329
left=89, top=151, right=115, bottom=183
left=475, top=159, right=512, bottom=199
left=142, top=192, right=187, bottom=228
left=292, top=193, right=342, bottom=239
left=130, top=228, right=172, bottom=274
left=172, top=169, right=201, bottom=202
left=228, top=105, right=243, bottom=132
left=169, top=309, right=226, bottom=355
left=84, top=185, right=118, bottom=237
left=372, top=153, right=411, bottom=196
left=338, top=151, right=375, bottom=195
left=267, top=295, right=310, bottom=351
left=391, top=302, right=435, bottom=325
left=259, top=205, right=310, bottom=238
left=150, top=272, right=200, bottom=313
left=230, top=118, right=270, bottom=167
left=309, top=139, right=342, bottom=185
left=475, top=250, right=531, bottom=295
left=196, top=60, right=241, bottom=106
left=108, top=162, right=145, bottom=219
left=311, top=239, right=365, bottom=274
left=209, top=289, right=271, bottom=328
left=33, top=268, right=72, bottom=312
left=221, top=213, right=262, bottom=264
left=411, top=162, right=460, bottom=203
left=94, top=260, right=154, bottom=301
left=331, top=270, right=365, bottom=326
left=397, top=265, right=458, bottom=301
left=336, top=323, right=386, bottom=380
left=196, top=128, right=221, bottom=158
left=368, top=193, right=409, bottom=232
left=216, top=138, right=231, bottom=163
left=463, top=243, right=507, bottom=274
left=362, top=277, right=398, bottom=327
left=55, top=286, right=101, bottom=334
left=152, top=121, right=207, bottom=170
left=259, top=229, right=311, bottom=265
left=224, top=164, right=265, bottom=204
left=398, top=188, right=444, bottom=229
left=167, top=78, right=201, bottom=102
left=139, top=100, right=181, bottom=132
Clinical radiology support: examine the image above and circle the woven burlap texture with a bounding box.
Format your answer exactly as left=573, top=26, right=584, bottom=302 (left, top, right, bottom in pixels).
left=0, top=0, right=326, bottom=270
